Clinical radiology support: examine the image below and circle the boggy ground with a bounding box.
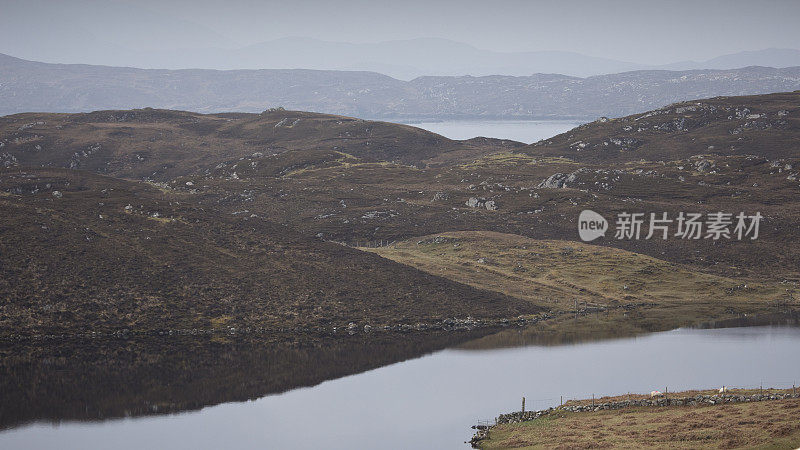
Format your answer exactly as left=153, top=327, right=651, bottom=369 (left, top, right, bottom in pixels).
left=481, top=390, right=800, bottom=449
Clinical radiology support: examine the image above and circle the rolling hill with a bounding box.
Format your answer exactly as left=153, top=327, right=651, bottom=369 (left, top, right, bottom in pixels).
left=523, top=91, right=800, bottom=162
left=0, top=108, right=518, bottom=181
left=1, top=91, right=799, bottom=340
left=0, top=167, right=539, bottom=338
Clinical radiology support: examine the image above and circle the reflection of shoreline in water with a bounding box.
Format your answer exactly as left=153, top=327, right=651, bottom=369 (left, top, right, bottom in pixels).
left=692, top=311, right=800, bottom=329
left=0, top=329, right=493, bottom=431
left=454, top=310, right=800, bottom=351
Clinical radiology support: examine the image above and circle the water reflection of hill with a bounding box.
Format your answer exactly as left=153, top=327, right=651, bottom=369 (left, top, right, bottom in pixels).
left=455, top=320, right=650, bottom=350
left=692, top=311, right=800, bottom=329
left=0, top=330, right=491, bottom=430
left=456, top=311, right=800, bottom=351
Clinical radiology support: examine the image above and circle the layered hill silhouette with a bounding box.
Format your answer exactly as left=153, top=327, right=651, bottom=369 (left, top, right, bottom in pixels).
left=2, top=53, right=800, bottom=120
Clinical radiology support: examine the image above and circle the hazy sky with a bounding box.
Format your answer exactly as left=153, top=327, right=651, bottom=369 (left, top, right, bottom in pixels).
left=1, top=0, right=799, bottom=65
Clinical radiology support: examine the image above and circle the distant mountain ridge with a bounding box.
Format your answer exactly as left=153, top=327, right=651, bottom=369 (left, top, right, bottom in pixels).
left=661, top=48, right=800, bottom=72
left=2, top=53, right=800, bottom=120
left=170, top=37, right=649, bottom=80
left=3, top=31, right=800, bottom=80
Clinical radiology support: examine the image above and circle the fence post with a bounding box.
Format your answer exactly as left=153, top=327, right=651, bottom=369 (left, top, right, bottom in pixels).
left=560, top=395, right=563, bottom=407
left=521, top=397, right=525, bottom=413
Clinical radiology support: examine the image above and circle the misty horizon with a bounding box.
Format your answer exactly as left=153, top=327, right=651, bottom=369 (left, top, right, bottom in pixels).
left=2, top=38, right=800, bottom=82
left=2, top=0, right=800, bottom=79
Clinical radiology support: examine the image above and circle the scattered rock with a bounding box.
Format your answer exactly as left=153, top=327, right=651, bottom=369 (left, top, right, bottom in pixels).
left=694, top=159, right=715, bottom=172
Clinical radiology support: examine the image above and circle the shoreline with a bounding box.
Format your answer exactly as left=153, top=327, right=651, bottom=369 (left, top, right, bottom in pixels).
left=4, top=306, right=797, bottom=346
left=0, top=313, right=555, bottom=344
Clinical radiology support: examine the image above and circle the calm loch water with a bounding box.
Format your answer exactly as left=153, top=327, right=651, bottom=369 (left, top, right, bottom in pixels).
left=402, top=119, right=585, bottom=144
left=1, top=321, right=799, bottom=450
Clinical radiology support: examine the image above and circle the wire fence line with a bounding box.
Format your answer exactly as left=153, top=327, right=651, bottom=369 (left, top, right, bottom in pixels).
left=331, top=239, right=398, bottom=248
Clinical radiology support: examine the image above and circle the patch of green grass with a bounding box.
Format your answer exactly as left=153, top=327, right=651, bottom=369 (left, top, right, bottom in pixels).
left=369, top=231, right=786, bottom=312
left=482, top=396, right=800, bottom=449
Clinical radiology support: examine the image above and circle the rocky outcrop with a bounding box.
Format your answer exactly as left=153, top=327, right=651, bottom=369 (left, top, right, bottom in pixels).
left=465, top=197, right=498, bottom=210
left=537, top=173, right=573, bottom=189
left=537, top=170, right=586, bottom=189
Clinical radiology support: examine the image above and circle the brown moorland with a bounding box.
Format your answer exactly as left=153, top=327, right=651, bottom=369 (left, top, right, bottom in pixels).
left=0, top=168, right=539, bottom=337
left=1, top=92, right=799, bottom=338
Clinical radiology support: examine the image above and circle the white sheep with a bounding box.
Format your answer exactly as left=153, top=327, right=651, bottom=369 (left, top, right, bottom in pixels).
left=719, top=386, right=729, bottom=394
left=650, top=390, right=663, bottom=398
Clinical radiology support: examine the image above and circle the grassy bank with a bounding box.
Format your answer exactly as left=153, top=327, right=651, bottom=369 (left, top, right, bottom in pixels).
left=480, top=389, right=800, bottom=449
left=367, top=231, right=795, bottom=339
